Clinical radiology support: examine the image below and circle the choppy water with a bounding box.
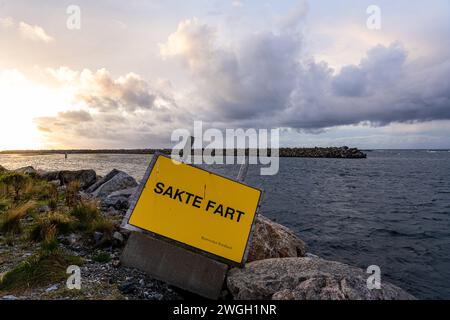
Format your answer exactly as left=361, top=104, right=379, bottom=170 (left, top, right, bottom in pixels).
left=1, top=150, right=450, bottom=299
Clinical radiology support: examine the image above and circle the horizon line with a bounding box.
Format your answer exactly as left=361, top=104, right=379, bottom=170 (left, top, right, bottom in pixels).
left=1, top=147, right=450, bottom=154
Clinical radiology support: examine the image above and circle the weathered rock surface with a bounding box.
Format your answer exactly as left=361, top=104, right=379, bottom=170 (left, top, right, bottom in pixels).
left=58, top=170, right=97, bottom=189
left=90, top=170, right=138, bottom=199
left=227, top=257, right=415, bottom=300
left=247, top=215, right=306, bottom=262
left=38, top=169, right=97, bottom=189
left=14, top=166, right=37, bottom=174
left=86, top=169, right=121, bottom=194
left=0, top=165, right=8, bottom=172
left=101, top=187, right=137, bottom=211
left=38, top=170, right=59, bottom=181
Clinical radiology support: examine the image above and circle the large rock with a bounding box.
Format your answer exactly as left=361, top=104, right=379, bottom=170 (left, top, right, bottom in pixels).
left=14, top=166, right=37, bottom=175
left=39, top=170, right=97, bottom=189
left=38, top=170, right=59, bottom=181
left=58, top=170, right=97, bottom=189
left=247, top=215, right=306, bottom=262
left=101, top=187, right=138, bottom=211
left=90, top=170, right=138, bottom=199
left=0, top=165, right=7, bottom=173
left=227, top=257, right=415, bottom=300
left=86, top=169, right=121, bottom=194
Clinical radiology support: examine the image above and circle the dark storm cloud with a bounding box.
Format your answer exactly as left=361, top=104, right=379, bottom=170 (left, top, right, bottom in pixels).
left=161, top=20, right=450, bottom=130
left=332, top=66, right=367, bottom=97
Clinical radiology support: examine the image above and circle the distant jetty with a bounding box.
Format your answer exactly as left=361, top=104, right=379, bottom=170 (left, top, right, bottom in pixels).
left=0, top=146, right=366, bottom=159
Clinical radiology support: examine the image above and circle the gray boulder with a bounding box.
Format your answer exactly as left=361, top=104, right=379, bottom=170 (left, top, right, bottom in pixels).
left=86, top=169, right=121, bottom=194
left=227, top=257, right=415, bottom=300
left=112, top=231, right=125, bottom=247
left=58, top=170, right=97, bottom=189
left=247, top=215, right=306, bottom=262
left=38, top=169, right=97, bottom=190
left=90, top=170, right=138, bottom=199
left=14, top=166, right=37, bottom=175
left=101, top=187, right=137, bottom=211
left=38, top=170, right=59, bottom=181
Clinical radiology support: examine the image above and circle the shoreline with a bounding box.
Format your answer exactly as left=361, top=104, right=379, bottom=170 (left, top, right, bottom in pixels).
left=0, top=147, right=367, bottom=159
left=0, top=165, right=415, bottom=300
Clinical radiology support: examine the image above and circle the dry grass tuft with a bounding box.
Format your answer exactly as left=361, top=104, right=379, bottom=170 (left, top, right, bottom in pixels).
left=0, top=250, right=84, bottom=293
left=30, top=211, right=74, bottom=243
left=66, top=180, right=81, bottom=207
left=0, top=201, right=36, bottom=234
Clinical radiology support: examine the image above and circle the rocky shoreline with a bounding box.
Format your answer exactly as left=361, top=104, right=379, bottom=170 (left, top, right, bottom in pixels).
left=0, top=146, right=367, bottom=159
left=0, top=165, right=412, bottom=300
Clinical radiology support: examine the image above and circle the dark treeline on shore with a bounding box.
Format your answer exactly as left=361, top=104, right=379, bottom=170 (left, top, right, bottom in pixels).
left=0, top=147, right=366, bottom=159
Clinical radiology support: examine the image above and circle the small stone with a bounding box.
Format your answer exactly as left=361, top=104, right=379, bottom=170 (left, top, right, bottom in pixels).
left=153, top=293, right=163, bottom=300
left=68, top=233, right=80, bottom=245
left=49, top=180, right=61, bottom=187
left=113, top=231, right=124, bottom=243
left=119, top=281, right=136, bottom=294
left=38, top=205, right=51, bottom=213
left=94, top=232, right=103, bottom=243
left=112, top=259, right=121, bottom=268
left=2, top=295, right=18, bottom=300
left=45, top=284, right=59, bottom=292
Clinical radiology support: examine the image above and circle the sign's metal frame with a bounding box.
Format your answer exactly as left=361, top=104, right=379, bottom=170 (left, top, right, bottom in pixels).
left=121, top=151, right=264, bottom=267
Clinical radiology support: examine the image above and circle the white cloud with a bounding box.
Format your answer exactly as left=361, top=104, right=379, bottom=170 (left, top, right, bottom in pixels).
left=232, top=1, right=244, bottom=8
left=0, top=16, right=14, bottom=28
left=279, top=0, right=309, bottom=30
left=18, top=21, right=54, bottom=43
left=32, top=67, right=190, bottom=148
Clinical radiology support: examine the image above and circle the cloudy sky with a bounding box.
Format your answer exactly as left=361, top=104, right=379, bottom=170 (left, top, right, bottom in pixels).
left=0, top=0, right=449, bottom=150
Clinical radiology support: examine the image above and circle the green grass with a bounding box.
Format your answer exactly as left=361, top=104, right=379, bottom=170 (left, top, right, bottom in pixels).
left=70, top=201, right=99, bottom=230
left=48, top=198, right=58, bottom=211
left=1, top=172, right=118, bottom=263
left=28, top=201, right=114, bottom=248
left=70, top=201, right=114, bottom=235
left=0, top=250, right=84, bottom=293
left=29, top=211, right=75, bottom=242
left=29, top=180, right=58, bottom=202
left=0, top=172, right=30, bottom=201
left=92, top=251, right=111, bottom=263
left=0, top=171, right=58, bottom=203
left=0, top=199, right=10, bottom=213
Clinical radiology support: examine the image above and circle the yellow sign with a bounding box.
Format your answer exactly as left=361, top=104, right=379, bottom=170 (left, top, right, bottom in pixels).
left=127, top=154, right=262, bottom=265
